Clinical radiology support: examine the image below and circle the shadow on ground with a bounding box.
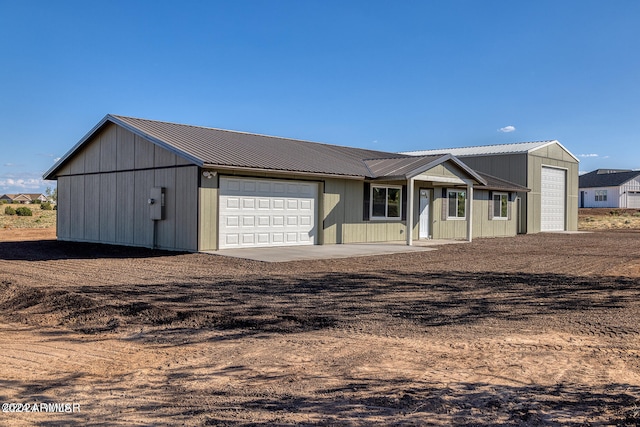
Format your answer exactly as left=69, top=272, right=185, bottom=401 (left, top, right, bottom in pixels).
left=2, top=269, right=639, bottom=342
left=3, top=375, right=639, bottom=426
left=0, top=240, right=182, bottom=261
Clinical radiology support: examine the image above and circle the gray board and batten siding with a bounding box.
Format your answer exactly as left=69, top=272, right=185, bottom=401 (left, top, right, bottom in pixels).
left=55, top=122, right=199, bottom=251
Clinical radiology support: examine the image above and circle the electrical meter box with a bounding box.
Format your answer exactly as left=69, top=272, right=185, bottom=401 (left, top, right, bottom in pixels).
left=149, top=187, right=165, bottom=220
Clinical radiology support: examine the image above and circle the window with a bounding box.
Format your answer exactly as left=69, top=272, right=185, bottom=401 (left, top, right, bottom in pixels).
left=595, top=190, right=607, bottom=202
left=493, top=192, right=508, bottom=219
left=447, top=190, right=466, bottom=219
left=371, top=185, right=401, bottom=219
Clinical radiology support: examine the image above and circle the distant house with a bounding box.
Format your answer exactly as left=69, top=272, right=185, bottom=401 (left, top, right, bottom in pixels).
left=0, top=193, right=49, bottom=204
left=579, top=169, right=640, bottom=208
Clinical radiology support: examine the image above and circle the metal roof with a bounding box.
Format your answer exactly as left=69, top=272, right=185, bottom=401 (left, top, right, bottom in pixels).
left=476, top=172, right=530, bottom=192
left=364, top=155, right=443, bottom=179
left=401, top=140, right=579, bottom=162
left=579, top=169, right=640, bottom=188
left=364, top=154, right=487, bottom=184
left=43, top=114, right=526, bottom=192
left=111, top=115, right=397, bottom=178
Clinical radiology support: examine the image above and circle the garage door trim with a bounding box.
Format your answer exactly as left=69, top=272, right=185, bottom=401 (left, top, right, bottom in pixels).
left=218, top=176, right=319, bottom=249
left=540, top=165, right=567, bottom=232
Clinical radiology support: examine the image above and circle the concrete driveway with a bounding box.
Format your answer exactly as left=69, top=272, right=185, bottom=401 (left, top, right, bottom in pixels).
left=211, top=240, right=466, bottom=262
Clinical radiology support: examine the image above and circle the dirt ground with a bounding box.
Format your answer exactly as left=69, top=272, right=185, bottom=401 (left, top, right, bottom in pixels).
left=579, top=208, right=640, bottom=230
left=1, top=230, right=640, bottom=426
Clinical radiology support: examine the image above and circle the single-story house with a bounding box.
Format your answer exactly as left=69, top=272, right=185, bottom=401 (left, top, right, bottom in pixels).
left=43, top=114, right=529, bottom=252
left=0, top=193, right=49, bottom=203
left=402, top=141, right=579, bottom=233
left=578, top=169, right=640, bottom=208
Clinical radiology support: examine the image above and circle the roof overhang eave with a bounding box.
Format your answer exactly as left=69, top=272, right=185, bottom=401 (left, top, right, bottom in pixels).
left=480, top=186, right=531, bottom=192
left=529, top=140, right=580, bottom=163
left=43, top=114, right=204, bottom=180
left=43, top=115, right=113, bottom=180
left=202, top=164, right=366, bottom=180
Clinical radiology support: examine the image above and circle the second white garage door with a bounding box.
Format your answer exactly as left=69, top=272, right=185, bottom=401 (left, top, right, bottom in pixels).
left=219, top=177, right=318, bottom=249
left=628, top=192, right=640, bottom=209
left=540, top=166, right=566, bottom=231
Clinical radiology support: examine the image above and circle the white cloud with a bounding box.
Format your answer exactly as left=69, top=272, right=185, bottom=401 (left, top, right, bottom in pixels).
left=3, top=163, right=15, bottom=167
left=498, top=125, right=516, bottom=133
left=578, top=154, right=599, bottom=158
left=0, top=178, right=46, bottom=191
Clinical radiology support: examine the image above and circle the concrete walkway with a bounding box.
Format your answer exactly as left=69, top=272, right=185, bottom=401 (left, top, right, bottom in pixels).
left=210, top=240, right=467, bottom=262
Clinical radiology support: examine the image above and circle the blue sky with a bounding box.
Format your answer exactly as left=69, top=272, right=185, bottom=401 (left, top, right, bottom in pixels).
left=1, top=0, right=639, bottom=193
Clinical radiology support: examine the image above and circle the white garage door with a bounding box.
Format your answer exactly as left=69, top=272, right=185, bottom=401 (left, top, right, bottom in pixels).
left=629, top=192, right=640, bottom=209
left=219, top=177, right=317, bottom=249
left=541, top=166, right=566, bottom=231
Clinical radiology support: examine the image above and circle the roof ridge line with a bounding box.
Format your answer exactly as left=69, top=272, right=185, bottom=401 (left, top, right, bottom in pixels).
left=111, top=114, right=395, bottom=156
left=402, top=140, right=557, bottom=154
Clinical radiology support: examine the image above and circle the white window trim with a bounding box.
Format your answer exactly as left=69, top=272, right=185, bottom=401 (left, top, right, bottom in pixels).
left=492, top=192, right=508, bottom=220
left=447, top=189, right=467, bottom=220
left=370, top=184, right=402, bottom=220
left=595, top=190, right=608, bottom=202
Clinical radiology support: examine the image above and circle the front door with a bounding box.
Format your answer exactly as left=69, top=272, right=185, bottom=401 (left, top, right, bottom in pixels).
left=419, top=189, right=430, bottom=239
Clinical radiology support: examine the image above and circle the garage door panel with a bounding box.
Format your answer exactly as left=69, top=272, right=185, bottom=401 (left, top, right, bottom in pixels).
left=219, top=177, right=317, bottom=249
left=541, top=167, right=566, bottom=231
left=300, top=200, right=312, bottom=210
left=226, top=198, right=240, bottom=209
left=243, top=181, right=256, bottom=192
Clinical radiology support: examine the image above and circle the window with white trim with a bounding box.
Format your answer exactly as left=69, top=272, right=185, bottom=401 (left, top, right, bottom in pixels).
left=493, top=192, right=508, bottom=219
left=595, top=190, right=607, bottom=202
left=447, top=189, right=466, bottom=219
left=371, top=185, right=402, bottom=219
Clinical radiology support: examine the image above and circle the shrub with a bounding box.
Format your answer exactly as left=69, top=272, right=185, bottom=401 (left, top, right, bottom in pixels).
left=0, top=199, right=7, bottom=204
left=15, top=207, right=33, bottom=216
left=40, top=202, right=53, bottom=210
left=4, top=206, right=16, bottom=215
left=32, top=199, right=42, bottom=204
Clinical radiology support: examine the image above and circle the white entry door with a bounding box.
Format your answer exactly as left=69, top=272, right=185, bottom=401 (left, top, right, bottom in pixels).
left=219, top=177, right=317, bottom=249
left=419, top=189, right=430, bottom=239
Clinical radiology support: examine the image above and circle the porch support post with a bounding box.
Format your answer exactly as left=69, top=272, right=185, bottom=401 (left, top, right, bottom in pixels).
left=406, top=177, right=415, bottom=246
left=466, top=183, right=473, bottom=242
